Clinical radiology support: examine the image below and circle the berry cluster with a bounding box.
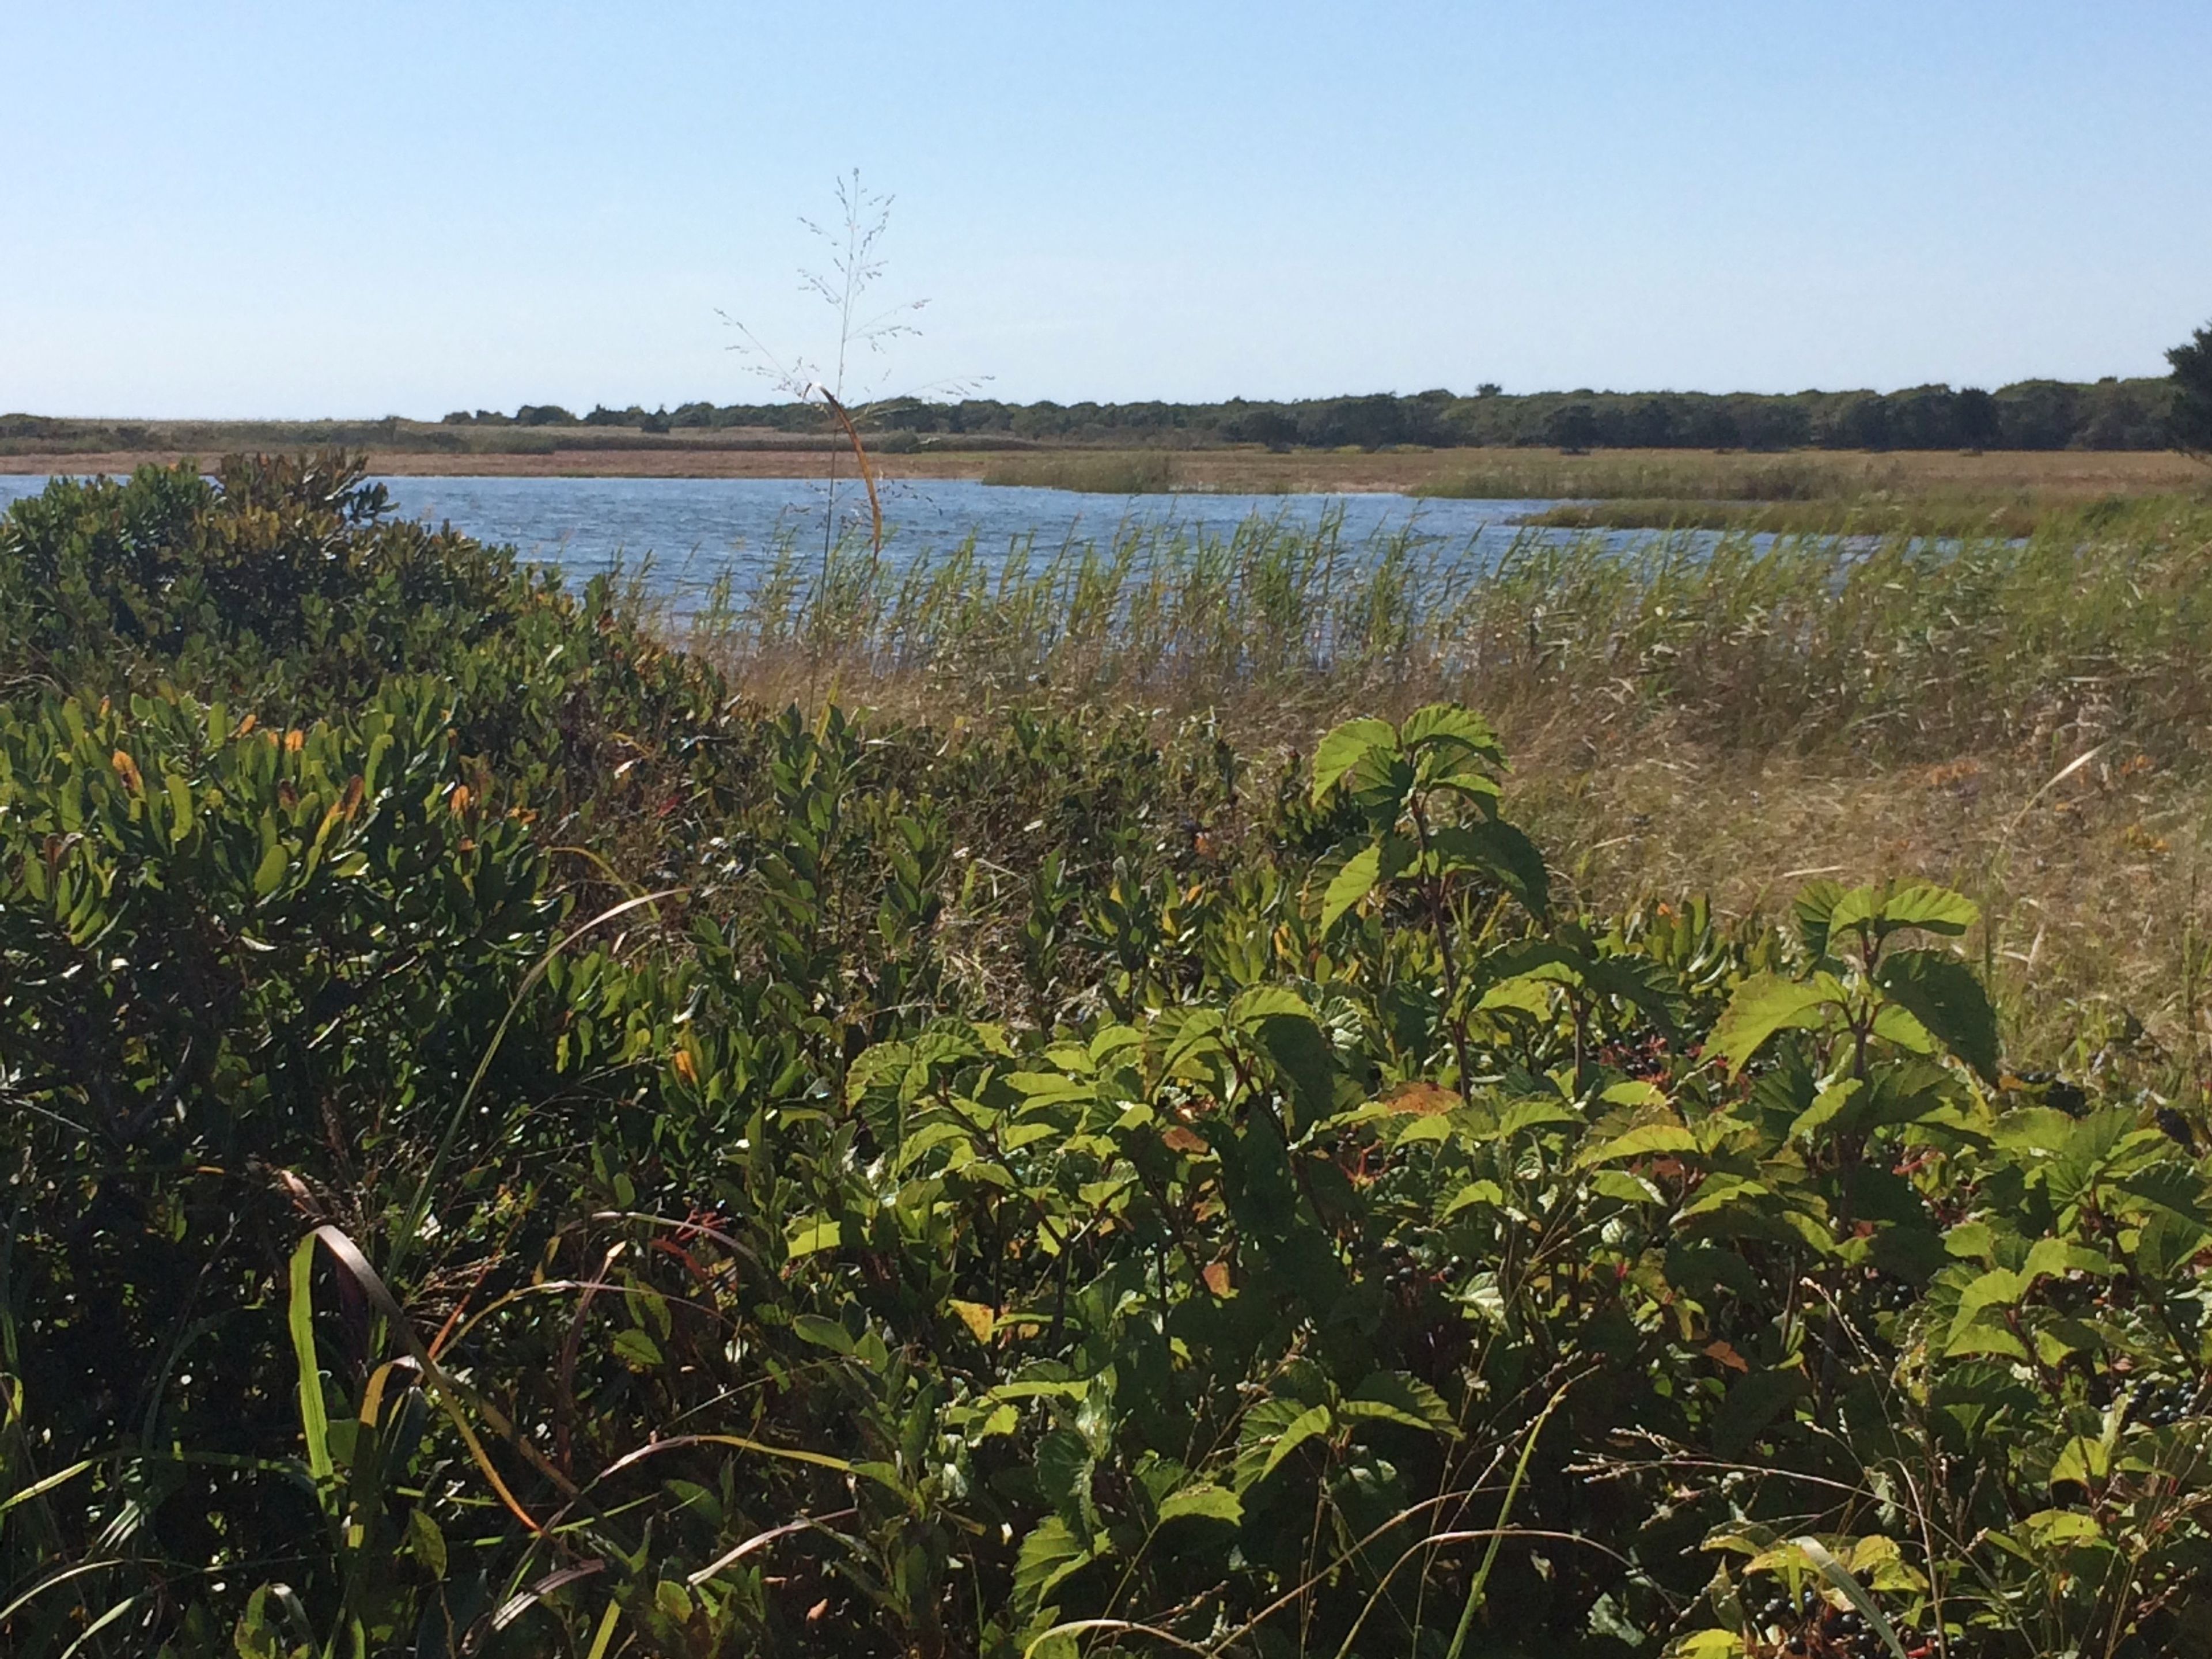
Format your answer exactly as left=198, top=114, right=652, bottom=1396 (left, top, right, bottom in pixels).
left=2133, top=1378, right=2202, bottom=1429
left=1755, top=1592, right=1925, bottom=1658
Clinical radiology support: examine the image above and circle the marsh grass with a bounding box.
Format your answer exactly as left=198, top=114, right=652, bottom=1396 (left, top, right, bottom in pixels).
left=1520, top=494, right=2050, bottom=537
left=1416, top=452, right=1854, bottom=502
left=692, top=495, right=2212, bottom=1069
left=978, top=450, right=1182, bottom=493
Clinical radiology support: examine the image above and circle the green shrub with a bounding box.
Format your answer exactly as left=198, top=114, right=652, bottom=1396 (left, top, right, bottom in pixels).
left=0, top=463, right=2207, bottom=1657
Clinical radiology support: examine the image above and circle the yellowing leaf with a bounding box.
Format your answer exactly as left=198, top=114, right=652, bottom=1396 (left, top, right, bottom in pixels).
left=948, top=1300, right=996, bottom=1343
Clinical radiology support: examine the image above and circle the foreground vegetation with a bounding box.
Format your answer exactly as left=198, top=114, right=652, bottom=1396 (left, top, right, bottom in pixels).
left=3, top=459, right=2211, bottom=1658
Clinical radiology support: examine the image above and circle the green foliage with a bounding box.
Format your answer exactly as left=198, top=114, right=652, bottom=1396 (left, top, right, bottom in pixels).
left=2171, top=320, right=2212, bottom=457
left=0, top=460, right=2207, bottom=1657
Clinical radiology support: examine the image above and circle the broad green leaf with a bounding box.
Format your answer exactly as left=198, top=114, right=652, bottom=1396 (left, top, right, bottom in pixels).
left=407, top=1509, right=448, bottom=1579
left=2022, top=1238, right=2115, bottom=1282
left=1249, top=1008, right=1336, bottom=1126
left=1876, top=882, right=1979, bottom=937
left=1944, top=1221, right=1997, bottom=1261
left=1575, top=1123, right=1698, bottom=1168
left=790, top=1314, right=854, bottom=1353
left=1035, top=1429, right=1096, bottom=1529
left=1427, top=820, right=1550, bottom=918
left=1256, top=1403, right=1335, bottom=1485
left=1156, top=1483, right=1243, bottom=1527
left=1311, top=717, right=1397, bottom=802
left=612, top=1328, right=664, bottom=1369
left=163, top=770, right=194, bottom=845
left=1830, top=881, right=1979, bottom=944
left=2050, top=1435, right=2110, bottom=1487
left=252, top=840, right=290, bottom=899
left=1012, top=1516, right=1095, bottom=1614
left=1789, top=1079, right=1861, bottom=1145
left=2018, top=1509, right=2104, bottom=1548
left=1230, top=986, right=1315, bottom=1028
left=1347, top=1372, right=1457, bottom=1434
left=1793, top=879, right=1848, bottom=961
left=784, top=1215, right=842, bottom=1258
left=1592, top=1169, right=1664, bottom=1205
left=1440, top=1179, right=1504, bottom=1218
left=1874, top=950, right=1999, bottom=1082
left=1399, top=703, right=1503, bottom=762
left=1320, top=843, right=1382, bottom=933
left=1708, top=974, right=1844, bottom=1077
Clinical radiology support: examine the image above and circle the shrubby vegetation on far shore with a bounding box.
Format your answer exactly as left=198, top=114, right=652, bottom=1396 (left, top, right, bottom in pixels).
left=2, top=457, right=2210, bottom=1658
left=437, top=374, right=2182, bottom=453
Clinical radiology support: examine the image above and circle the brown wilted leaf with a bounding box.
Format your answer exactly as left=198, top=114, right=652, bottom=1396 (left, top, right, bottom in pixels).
left=284, top=728, right=305, bottom=753
left=671, top=1049, right=698, bottom=1085
left=1381, top=1081, right=1459, bottom=1116
left=448, top=783, right=472, bottom=816
left=1703, top=1340, right=1750, bottom=1373
left=1162, top=1126, right=1208, bottom=1154
left=1202, top=1260, right=1233, bottom=1297
left=109, top=749, right=143, bottom=793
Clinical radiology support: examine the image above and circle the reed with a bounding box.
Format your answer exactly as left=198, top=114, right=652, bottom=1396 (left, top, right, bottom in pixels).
left=977, top=449, right=1181, bottom=493
left=693, top=496, right=2212, bottom=766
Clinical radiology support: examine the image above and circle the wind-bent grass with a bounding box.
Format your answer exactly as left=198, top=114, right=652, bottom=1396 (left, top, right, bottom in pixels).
left=690, top=495, right=2212, bottom=1073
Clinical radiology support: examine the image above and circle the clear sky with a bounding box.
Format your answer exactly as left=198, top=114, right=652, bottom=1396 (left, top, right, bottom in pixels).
left=3, top=1, right=2207, bottom=417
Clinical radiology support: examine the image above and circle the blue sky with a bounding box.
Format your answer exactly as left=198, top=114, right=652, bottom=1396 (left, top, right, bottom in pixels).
left=3, top=2, right=2207, bottom=416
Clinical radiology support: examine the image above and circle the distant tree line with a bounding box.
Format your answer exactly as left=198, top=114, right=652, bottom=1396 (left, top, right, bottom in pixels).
left=441, top=376, right=2181, bottom=451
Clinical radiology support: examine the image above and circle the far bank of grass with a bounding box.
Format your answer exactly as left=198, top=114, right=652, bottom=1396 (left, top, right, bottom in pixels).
left=7, top=416, right=2206, bottom=510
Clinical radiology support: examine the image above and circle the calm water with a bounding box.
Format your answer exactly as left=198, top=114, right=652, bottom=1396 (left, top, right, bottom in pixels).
left=0, top=471, right=1624, bottom=612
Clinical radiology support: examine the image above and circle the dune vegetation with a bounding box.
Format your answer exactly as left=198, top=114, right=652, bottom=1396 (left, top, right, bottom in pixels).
left=2, top=457, right=2210, bottom=1658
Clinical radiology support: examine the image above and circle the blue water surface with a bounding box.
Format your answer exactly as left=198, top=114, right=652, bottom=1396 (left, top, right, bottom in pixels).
left=0, top=471, right=1638, bottom=614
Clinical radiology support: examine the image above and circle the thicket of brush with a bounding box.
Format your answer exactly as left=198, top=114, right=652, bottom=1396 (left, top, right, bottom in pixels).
left=3, top=459, right=2210, bottom=1659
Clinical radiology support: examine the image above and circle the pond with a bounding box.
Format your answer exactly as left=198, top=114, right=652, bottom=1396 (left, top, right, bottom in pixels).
left=0, top=472, right=1701, bottom=615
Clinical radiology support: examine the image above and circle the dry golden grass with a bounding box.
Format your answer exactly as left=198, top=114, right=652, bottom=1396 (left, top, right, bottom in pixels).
left=1496, top=711, right=2212, bottom=1084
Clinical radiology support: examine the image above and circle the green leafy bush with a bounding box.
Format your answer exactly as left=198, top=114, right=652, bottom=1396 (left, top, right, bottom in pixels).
left=0, top=461, right=2207, bottom=1657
